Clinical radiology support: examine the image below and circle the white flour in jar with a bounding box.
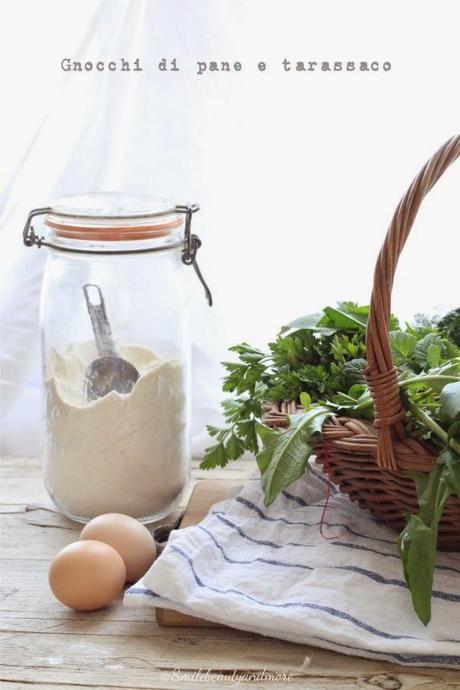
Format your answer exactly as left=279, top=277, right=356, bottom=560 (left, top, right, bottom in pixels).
left=44, top=343, right=189, bottom=520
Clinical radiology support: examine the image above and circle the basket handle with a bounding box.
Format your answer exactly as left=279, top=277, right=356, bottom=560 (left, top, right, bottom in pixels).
left=364, top=134, right=460, bottom=470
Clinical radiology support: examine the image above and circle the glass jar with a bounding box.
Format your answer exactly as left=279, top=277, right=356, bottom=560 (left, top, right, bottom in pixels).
left=23, top=192, right=211, bottom=523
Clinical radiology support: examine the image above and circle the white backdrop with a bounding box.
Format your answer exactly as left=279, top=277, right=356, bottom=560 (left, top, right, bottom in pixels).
left=1, top=0, right=459, bottom=456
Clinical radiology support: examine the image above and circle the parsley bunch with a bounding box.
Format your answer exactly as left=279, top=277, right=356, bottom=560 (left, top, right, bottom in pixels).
left=203, top=302, right=386, bottom=468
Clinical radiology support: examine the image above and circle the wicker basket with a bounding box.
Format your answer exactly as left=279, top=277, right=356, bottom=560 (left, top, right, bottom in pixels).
left=263, top=135, right=460, bottom=552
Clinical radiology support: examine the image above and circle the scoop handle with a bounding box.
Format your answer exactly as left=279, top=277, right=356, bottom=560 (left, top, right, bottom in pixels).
left=83, top=284, right=118, bottom=358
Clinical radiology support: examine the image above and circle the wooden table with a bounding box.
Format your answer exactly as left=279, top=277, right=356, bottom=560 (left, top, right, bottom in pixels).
left=1, top=456, right=459, bottom=690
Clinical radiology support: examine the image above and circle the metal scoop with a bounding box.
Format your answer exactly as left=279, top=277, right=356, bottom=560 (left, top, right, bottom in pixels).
left=83, top=284, right=139, bottom=401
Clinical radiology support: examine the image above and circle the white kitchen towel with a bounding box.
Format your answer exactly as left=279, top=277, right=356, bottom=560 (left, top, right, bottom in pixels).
left=125, top=463, right=460, bottom=668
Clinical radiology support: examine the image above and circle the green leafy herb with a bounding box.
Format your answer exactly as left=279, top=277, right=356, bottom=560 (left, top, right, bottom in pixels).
left=390, top=330, right=417, bottom=362
left=258, top=406, right=331, bottom=506
left=438, top=308, right=460, bottom=346
left=440, top=381, right=460, bottom=424
left=398, top=514, right=438, bottom=625
left=398, top=449, right=459, bottom=624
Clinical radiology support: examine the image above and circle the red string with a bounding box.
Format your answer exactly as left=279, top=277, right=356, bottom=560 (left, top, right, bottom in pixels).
left=319, top=441, right=338, bottom=540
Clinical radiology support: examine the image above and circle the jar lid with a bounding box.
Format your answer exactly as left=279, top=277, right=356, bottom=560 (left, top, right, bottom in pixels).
left=24, top=195, right=212, bottom=304
left=45, top=192, right=182, bottom=241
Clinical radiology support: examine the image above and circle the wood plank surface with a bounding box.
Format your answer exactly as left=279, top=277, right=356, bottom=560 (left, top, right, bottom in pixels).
left=1, top=456, right=459, bottom=690
left=155, top=479, right=243, bottom=627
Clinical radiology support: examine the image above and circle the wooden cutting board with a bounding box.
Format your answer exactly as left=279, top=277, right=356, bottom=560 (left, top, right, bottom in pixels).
left=155, top=478, right=244, bottom=627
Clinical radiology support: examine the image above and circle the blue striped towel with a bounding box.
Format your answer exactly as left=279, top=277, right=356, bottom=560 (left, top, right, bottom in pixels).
left=124, top=462, right=460, bottom=668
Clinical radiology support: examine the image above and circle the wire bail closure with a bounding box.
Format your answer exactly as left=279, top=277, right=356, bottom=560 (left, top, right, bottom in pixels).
left=177, top=204, right=213, bottom=306
left=23, top=207, right=52, bottom=248
left=23, top=203, right=213, bottom=306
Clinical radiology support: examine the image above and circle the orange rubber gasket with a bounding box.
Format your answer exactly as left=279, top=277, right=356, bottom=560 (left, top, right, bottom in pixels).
left=45, top=216, right=183, bottom=241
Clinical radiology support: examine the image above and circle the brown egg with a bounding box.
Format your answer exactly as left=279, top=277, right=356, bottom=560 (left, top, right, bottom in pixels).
left=80, top=513, right=157, bottom=582
left=49, top=540, right=126, bottom=611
